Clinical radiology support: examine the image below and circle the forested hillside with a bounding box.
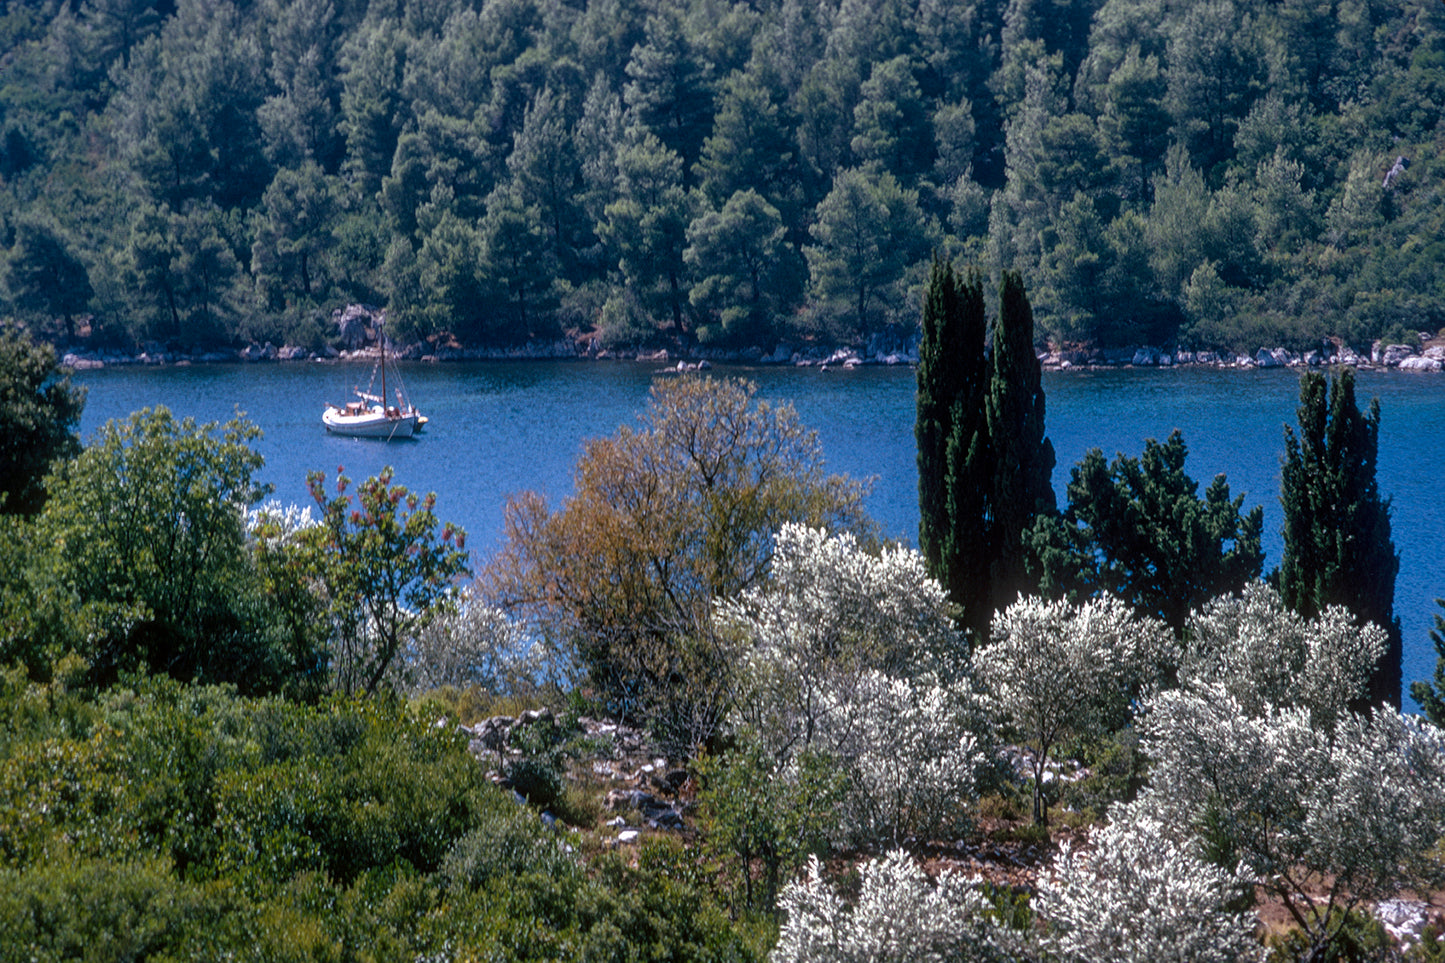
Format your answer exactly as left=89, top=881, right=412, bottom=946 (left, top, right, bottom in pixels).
left=1, top=0, right=1442, bottom=353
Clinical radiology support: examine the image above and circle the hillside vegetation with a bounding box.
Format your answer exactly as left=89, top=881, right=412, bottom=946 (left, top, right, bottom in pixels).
left=1, top=0, right=1442, bottom=353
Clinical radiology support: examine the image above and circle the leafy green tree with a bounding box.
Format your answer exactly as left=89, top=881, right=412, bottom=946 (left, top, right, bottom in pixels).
left=602, top=130, right=696, bottom=337
left=407, top=210, right=485, bottom=342
left=121, top=202, right=245, bottom=347
left=915, top=259, right=992, bottom=637
left=987, top=271, right=1056, bottom=612
left=480, top=182, right=556, bottom=343
left=112, top=1, right=271, bottom=210
left=1278, top=367, right=1400, bottom=708
left=1165, top=0, right=1264, bottom=171
left=3, top=221, right=93, bottom=338
left=1098, top=45, right=1171, bottom=204
left=257, top=0, right=343, bottom=166
left=251, top=162, right=338, bottom=314
left=0, top=327, right=85, bottom=515
left=804, top=167, right=933, bottom=340
left=337, top=19, right=406, bottom=198
left=850, top=56, right=932, bottom=184
left=304, top=466, right=469, bottom=697
left=696, top=738, right=841, bottom=915
left=1035, top=430, right=1264, bottom=634
left=1409, top=600, right=1445, bottom=727
left=622, top=8, right=712, bottom=174
left=38, top=408, right=278, bottom=689
left=684, top=189, right=801, bottom=345
left=506, top=86, right=588, bottom=279
left=695, top=69, right=799, bottom=223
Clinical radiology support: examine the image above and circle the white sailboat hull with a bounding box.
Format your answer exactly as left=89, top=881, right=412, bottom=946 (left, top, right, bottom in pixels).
left=322, top=404, right=420, bottom=438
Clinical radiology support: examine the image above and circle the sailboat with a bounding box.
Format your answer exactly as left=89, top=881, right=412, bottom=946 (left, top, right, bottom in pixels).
left=322, top=325, right=428, bottom=438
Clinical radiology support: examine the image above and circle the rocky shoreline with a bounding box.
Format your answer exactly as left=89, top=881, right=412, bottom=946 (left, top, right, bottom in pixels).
left=56, top=304, right=1445, bottom=373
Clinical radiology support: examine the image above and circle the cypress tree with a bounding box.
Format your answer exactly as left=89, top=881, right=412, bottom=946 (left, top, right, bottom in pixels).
left=915, top=258, right=990, bottom=635
left=986, top=271, right=1056, bottom=615
left=1278, top=367, right=1400, bottom=708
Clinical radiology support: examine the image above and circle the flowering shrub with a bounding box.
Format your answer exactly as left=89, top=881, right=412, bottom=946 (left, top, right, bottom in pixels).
left=1037, top=801, right=1256, bottom=963
left=305, top=466, right=470, bottom=696
left=1180, top=582, right=1386, bottom=726
left=773, top=851, right=1024, bottom=963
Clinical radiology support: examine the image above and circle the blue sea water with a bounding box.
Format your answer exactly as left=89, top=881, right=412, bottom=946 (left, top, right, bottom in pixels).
left=74, top=360, right=1445, bottom=707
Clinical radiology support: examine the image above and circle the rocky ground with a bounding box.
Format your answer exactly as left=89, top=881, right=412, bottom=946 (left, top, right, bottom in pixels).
left=455, top=706, right=1445, bottom=954
left=52, top=304, right=1445, bottom=374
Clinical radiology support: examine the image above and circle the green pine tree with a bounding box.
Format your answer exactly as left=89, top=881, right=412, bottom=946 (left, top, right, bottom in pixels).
left=1278, top=367, right=1401, bottom=708
left=986, top=271, right=1056, bottom=615
left=915, top=258, right=990, bottom=636
left=1409, top=600, right=1445, bottom=726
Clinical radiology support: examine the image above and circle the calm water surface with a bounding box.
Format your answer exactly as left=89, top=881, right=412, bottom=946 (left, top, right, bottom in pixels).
left=75, top=361, right=1444, bottom=706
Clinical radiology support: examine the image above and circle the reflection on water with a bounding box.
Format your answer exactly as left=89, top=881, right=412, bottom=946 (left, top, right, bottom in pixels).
left=76, top=361, right=1445, bottom=706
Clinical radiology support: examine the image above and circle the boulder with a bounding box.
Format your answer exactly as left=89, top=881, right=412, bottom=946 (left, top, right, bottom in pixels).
left=1131, top=346, right=1162, bottom=366
left=277, top=345, right=308, bottom=361
left=1398, top=355, right=1442, bottom=372
left=1379, top=343, right=1418, bottom=367
left=762, top=343, right=795, bottom=364
left=1254, top=348, right=1282, bottom=368
left=1425, top=344, right=1445, bottom=361
left=334, top=304, right=380, bottom=349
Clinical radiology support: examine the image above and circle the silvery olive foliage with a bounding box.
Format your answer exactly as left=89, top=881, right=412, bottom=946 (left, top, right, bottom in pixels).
left=722, top=523, right=968, bottom=763
left=1180, top=581, right=1385, bottom=727
left=976, top=594, right=1176, bottom=824
left=772, top=851, right=1027, bottom=963
left=1037, top=801, right=1257, bottom=963
left=1139, top=684, right=1445, bottom=957
left=827, top=669, right=990, bottom=845
left=403, top=596, right=549, bottom=695
left=719, top=525, right=988, bottom=845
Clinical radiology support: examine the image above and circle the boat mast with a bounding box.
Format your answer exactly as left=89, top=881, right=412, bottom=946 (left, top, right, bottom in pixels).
left=380, top=320, right=387, bottom=413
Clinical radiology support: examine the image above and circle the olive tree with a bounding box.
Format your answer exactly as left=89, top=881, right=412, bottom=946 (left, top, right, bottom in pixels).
left=1037, top=801, right=1257, bottom=963
left=719, top=524, right=985, bottom=847
left=485, top=376, right=871, bottom=753
left=1139, top=686, right=1445, bottom=960
left=721, top=523, right=966, bottom=765
left=1179, top=582, right=1386, bottom=729
left=976, top=595, right=1175, bottom=825
left=774, top=851, right=1025, bottom=963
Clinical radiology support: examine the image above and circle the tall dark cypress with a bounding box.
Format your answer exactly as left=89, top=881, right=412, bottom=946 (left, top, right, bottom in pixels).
left=986, top=270, right=1056, bottom=615
left=1279, top=367, right=1400, bottom=708
left=915, top=258, right=990, bottom=636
